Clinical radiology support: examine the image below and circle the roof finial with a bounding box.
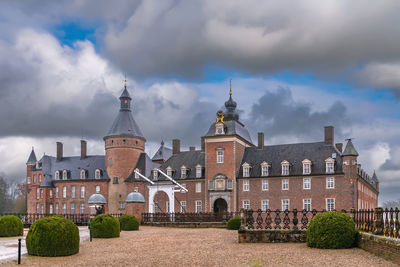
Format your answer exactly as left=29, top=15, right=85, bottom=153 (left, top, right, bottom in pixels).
left=229, top=78, right=232, bottom=96
left=124, top=73, right=127, bottom=89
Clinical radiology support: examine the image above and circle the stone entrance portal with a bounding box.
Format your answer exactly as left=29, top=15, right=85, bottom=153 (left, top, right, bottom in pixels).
left=213, top=198, right=228, bottom=213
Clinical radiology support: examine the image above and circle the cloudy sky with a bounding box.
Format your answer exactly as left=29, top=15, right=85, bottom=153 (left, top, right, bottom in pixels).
left=0, top=0, right=399, bottom=203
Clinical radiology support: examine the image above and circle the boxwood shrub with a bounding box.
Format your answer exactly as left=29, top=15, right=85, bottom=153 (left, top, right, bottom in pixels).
left=90, top=214, right=120, bottom=238
left=26, top=215, right=79, bottom=256
left=227, top=216, right=241, bottom=230
left=0, top=215, right=24, bottom=237
left=119, top=214, right=139, bottom=231
left=307, top=211, right=356, bottom=249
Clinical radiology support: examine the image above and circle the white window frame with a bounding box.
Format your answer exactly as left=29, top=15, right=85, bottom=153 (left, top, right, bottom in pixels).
left=62, top=170, right=68, bottom=180
left=262, top=179, right=268, bottom=191
left=70, top=203, right=75, bottom=215
left=242, top=163, right=250, bottom=177
left=217, top=151, right=224, bottom=163
left=227, top=179, right=233, bottom=190
left=153, top=169, right=158, bottom=180
left=196, top=182, right=201, bottom=193
left=62, top=186, right=66, bottom=198
left=134, top=168, right=140, bottom=179
left=55, top=203, right=59, bottom=214
left=33, top=175, right=36, bottom=183
left=261, top=162, right=269, bottom=177
left=80, top=203, right=85, bottom=214
left=49, top=204, right=53, bottom=214
left=80, top=169, right=86, bottom=180
left=27, top=177, right=31, bottom=184
left=180, top=201, right=187, bottom=213
left=36, top=203, right=39, bottom=213
left=40, top=189, right=43, bottom=199
left=40, top=204, right=44, bottom=214
left=325, top=158, right=335, bottom=174
left=195, top=200, right=202, bottom=213
left=196, top=166, right=202, bottom=178
left=166, top=167, right=172, bottom=177
left=166, top=201, right=170, bottom=213
left=281, top=161, right=290, bottom=176
left=39, top=174, right=42, bottom=183
left=209, top=180, right=214, bottom=190
left=261, top=199, right=269, bottom=211
left=243, top=180, right=249, bottom=191
left=49, top=189, right=53, bottom=199
left=326, top=177, right=335, bottom=189
left=243, top=200, right=250, bottom=210
left=282, top=179, right=289, bottom=190
left=95, top=169, right=101, bottom=179
left=181, top=166, right=186, bottom=179
left=96, top=185, right=100, bottom=193
left=36, top=188, right=39, bottom=200
left=81, top=186, right=85, bottom=198
left=326, top=198, right=335, bottom=211
left=303, top=198, right=311, bottom=211
left=71, top=186, right=76, bottom=198
left=282, top=199, right=290, bottom=211
left=55, top=171, right=59, bottom=180
left=56, top=187, right=59, bottom=198
left=62, top=203, right=66, bottom=214
left=303, top=178, right=311, bottom=190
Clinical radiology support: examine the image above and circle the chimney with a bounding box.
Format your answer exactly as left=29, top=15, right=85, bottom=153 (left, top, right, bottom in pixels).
left=190, top=146, right=195, bottom=151
left=258, top=132, right=264, bottom=149
left=56, top=142, right=63, bottom=161
left=324, top=126, right=334, bottom=145
left=335, top=143, right=343, bottom=153
left=173, top=139, right=180, bottom=155
left=201, top=137, right=205, bottom=152
left=81, top=140, right=87, bottom=159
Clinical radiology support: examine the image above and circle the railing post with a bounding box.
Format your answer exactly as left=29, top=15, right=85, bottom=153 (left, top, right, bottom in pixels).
left=373, top=207, right=384, bottom=235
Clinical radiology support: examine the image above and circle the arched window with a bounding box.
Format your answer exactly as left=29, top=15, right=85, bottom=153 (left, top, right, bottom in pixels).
left=325, top=157, right=335, bottom=174
left=95, top=169, right=101, bottom=179
left=80, top=169, right=86, bottom=180
left=242, top=162, right=250, bottom=177
left=55, top=171, right=60, bottom=180
left=181, top=166, right=187, bottom=179
left=261, top=162, right=270, bottom=177
left=281, top=160, right=290, bottom=176
left=302, top=159, right=311, bottom=175
left=166, top=166, right=172, bottom=177
left=62, top=170, right=68, bottom=180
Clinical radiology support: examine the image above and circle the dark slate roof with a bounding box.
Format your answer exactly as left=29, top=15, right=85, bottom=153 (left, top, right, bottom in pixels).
left=372, top=171, right=379, bottom=183
left=152, top=141, right=172, bottom=161
left=38, top=154, right=109, bottom=187
left=157, top=150, right=205, bottom=180
left=120, top=87, right=131, bottom=99
left=26, top=148, right=37, bottom=165
left=203, top=120, right=253, bottom=144
left=105, top=110, right=144, bottom=139
left=238, top=142, right=343, bottom=178
left=125, top=152, right=160, bottom=182
left=343, top=140, right=359, bottom=156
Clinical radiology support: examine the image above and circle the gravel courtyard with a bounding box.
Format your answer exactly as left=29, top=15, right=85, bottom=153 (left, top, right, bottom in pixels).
left=1, top=226, right=396, bottom=267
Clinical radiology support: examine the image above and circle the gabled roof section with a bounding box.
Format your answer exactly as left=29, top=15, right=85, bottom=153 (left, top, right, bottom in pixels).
left=26, top=148, right=37, bottom=165
left=158, top=150, right=205, bottom=180
left=125, top=153, right=160, bottom=182
left=152, top=141, right=172, bottom=161
left=343, top=139, right=359, bottom=156
left=238, top=142, right=343, bottom=178
left=204, top=120, right=253, bottom=144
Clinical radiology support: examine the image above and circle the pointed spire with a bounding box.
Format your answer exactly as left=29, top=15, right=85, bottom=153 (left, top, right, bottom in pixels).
left=372, top=170, right=379, bottom=183
left=26, top=147, right=37, bottom=165
left=343, top=139, right=359, bottom=156
left=161, top=140, right=165, bottom=146
left=229, top=78, right=232, bottom=96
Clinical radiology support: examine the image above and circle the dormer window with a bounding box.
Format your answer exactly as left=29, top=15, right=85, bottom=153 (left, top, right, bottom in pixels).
left=281, top=160, right=290, bottom=176
left=80, top=169, right=86, bottom=180
left=134, top=168, right=140, bottom=179
left=196, top=165, right=202, bottom=178
left=261, top=162, right=269, bottom=177
left=62, top=170, right=68, bottom=180
left=325, top=158, right=335, bottom=174
left=181, top=166, right=187, bottom=179
left=55, top=171, right=60, bottom=180
left=95, top=169, right=101, bottom=179
left=166, top=167, right=172, bottom=177
left=302, top=159, right=311, bottom=175
left=153, top=169, right=158, bottom=180
left=242, top=163, right=250, bottom=177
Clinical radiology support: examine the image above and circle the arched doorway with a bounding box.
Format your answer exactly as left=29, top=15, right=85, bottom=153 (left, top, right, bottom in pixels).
left=213, top=198, right=228, bottom=213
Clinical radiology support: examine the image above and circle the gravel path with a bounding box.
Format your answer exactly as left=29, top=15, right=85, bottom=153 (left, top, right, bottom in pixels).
left=1, top=226, right=396, bottom=267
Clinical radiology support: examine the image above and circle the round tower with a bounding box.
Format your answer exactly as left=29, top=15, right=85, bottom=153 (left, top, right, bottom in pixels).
left=104, top=84, right=146, bottom=213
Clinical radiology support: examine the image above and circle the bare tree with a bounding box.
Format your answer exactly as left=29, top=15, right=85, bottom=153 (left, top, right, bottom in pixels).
left=382, top=199, right=400, bottom=209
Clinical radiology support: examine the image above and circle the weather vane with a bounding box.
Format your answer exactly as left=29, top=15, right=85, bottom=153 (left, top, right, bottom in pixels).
left=229, top=78, right=232, bottom=96
left=123, top=73, right=128, bottom=89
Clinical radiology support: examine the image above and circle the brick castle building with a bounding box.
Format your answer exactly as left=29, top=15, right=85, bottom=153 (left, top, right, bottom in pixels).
left=26, top=84, right=379, bottom=215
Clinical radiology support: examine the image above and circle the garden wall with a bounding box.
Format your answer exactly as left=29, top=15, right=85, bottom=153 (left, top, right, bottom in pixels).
left=142, top=222, right=226, bottom=228
left=238, top=229, right=307, bottom=243
left=358, top=232, right=400, bottom=265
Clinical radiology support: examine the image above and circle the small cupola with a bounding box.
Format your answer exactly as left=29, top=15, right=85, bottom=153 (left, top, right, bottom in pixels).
left=120, top=82, right=132, bottom=111
left=26, top=147, right=37, bottom=165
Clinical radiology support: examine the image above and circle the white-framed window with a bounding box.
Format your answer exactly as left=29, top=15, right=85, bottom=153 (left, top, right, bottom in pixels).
left=302, top=159, right=311, bottom=175
left=262, top=179, right=268, bottom=191
left=261, top=162, right=269, bottom=176
left=261, top=200, right=269, bottom=211
left=27, top=177, right=31, bottom=184
left=242, top=163, right=250, bottom=177
left=80, top=186, right=85, bottom=198
left=153, top=169, right=158, bottom=180
left=33, top=175, right=37, bottom=183
left=71, top=186, right=76, bottom=198
left=95, top=169, right=101, bottom=179
left=62, top=170, right=68, bottom=180
left=134, top=168, right=140, bottom=179
left=49, top=204, right=53, bottom=214
left=196, top=165, right=202, bottom=178
left=62, top=203, right=66, bottom=214
left=326, top=198, right=335, bottom=211
left=281, top=160, right=290, bottom=175
left=325, top=158, right=335, bottom=174
left=40, top=189, right=43, bottom=199
left=119, top=202, right=125, bottom=210
left=243, top=180, right=249, bottom=191
left=181, top=166, right=186, bottom=179
left=243, top=200, right=250, bottom=210
left=303, top=199, right=311, bottom=211
left=196, top=200, right=202, bottom=213
left=56, top=187, right=59, bottom=198
left=227, top=179, right=233, bottom=190
left=63, top=186, right=66, bottom=198
left=80, top=169, right=86, bottom=179
left=36, top=203, right=39, bottom=213
left=41, top=204, right=44, bottom=214
left=180, top=201, right=186, bottom=213
left=326, top=177, right=335, bottom=189
left=55, top=203, right=59, bottom=214
left=80, top=203, right=85, bottom=214
left=55, top=171, right=60, bottom=180
left=282, top=199, right=290, bottom=211
left=196, top=182, right=201, bottom=193
left=49, top=189, right=53, bottom=199
left=96, top=185, right=100, bottom=193
left=282, top=179, right=289, bottom=190
left=303, top=178, right=311, bottom=189
left=166, top=167, right=172, bottom=177
left=70, top=203, right=75, bottom=215
left=209, top=180, right=214, bottom=190
left=36, top=188, right=39, bottom=200
left=217, top=151, right=224, bottom=163
left=39, top=174, right=42, bottom=183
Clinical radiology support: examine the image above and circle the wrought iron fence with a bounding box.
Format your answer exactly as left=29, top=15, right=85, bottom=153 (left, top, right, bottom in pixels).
left=383, top=208, right=400, bottom=238
left=142, top=212, right=241, bottom=223
left=0, top=213, right=124, bottom=227
left=243, top=209, right=348, bottom=230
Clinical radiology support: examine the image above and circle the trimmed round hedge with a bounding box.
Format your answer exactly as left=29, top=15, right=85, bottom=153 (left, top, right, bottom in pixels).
left=90, top=214, right=120, bottom=238
left=26, top=215, right=79, bottom=256
left=227, top=217, right=241, bottom=230
left=119, top=214, right=139, bottom=231
left=0, top=215, right=24, bottom=237
left=307, top=211, right=356, bottom=249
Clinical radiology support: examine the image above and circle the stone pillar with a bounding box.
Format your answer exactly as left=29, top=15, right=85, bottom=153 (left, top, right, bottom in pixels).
left=126, top=202, right=145, bottom=222
left=373, top=207, right=384, bottom=235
